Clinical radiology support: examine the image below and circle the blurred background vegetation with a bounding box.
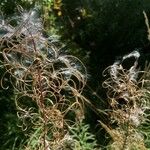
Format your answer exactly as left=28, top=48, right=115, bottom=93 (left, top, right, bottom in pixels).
left=0, top=0, right=150, bottom=149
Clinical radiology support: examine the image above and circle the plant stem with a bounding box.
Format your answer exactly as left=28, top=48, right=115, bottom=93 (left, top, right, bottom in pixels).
left=37, top=68, right=47, bottom=150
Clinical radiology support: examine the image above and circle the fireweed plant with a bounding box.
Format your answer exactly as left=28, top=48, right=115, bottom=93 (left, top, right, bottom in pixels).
left=101, top=51, right=150, bottom=149
left=0, top=10, right=98, bottom=150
